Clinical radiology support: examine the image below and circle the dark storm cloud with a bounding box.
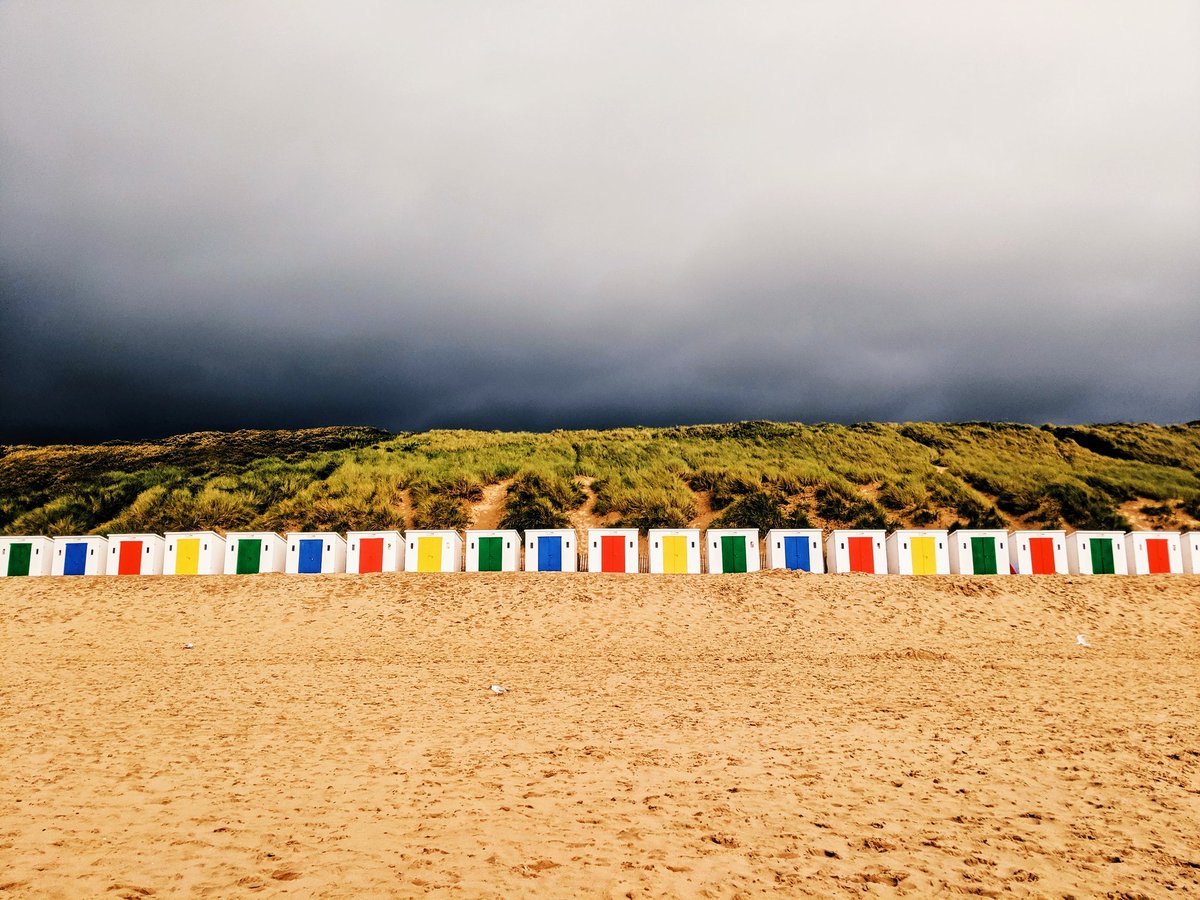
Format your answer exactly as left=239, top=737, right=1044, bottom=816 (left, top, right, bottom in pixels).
left=2, top=1, right=1198, bottom=442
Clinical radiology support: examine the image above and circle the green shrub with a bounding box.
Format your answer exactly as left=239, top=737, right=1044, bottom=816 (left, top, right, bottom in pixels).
left=499, top=472, right=583, bottom=531
left=412, top=495, right=471, bottom=530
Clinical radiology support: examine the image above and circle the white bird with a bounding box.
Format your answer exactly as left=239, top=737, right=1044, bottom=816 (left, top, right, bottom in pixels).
left=490, top=684, right=509, bottom=694
left=1076, top=634, right=1092, bottom=648
left=183, top=642, right=194, bottom=650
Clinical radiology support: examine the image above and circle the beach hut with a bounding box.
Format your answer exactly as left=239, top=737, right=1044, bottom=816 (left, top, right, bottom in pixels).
left=764, top=528, right=825, bottom=573
left=1008, top=530, right=1068, bottom=575
left=1184, top=533, right=1200, bottom=574
left=163, top=531, right=226, bottom=575
left=0, top=536, right=53, bottom=577
left=524, top=529, right=578, bottom=572
left=885, top=529, right=951, bottom=575
left=223, top=532, right=287, bottom=574
left=1065, top=531, right=1128, bottom=575
left=825, top=530, right=887, bottom=574
left=51, top=536, right=108, bottom=576
left=648, top=529, right=701, bottom=574
left=947, top=530, right=1008, bottom=575
left=586, top=528, right=640, bottom=573
left=105, top=534, right=165, bottom=576
left=285, top=532, right=347, bottom=574
left=1124, top=531, right=1182, bottom=575
left=465, top=530, right=521, bottom=572
left=404, top=530, right=463, bottom=573
left=346, top=530, right=404, bottom=573
left=705, top=528, right=760, bottom=573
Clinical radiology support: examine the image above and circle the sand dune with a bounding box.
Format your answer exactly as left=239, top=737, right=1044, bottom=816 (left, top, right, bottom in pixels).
left=1, top=572, right=1198, bottom=897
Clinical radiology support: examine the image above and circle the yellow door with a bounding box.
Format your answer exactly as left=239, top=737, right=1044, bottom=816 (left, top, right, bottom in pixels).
left=418, top=537, right=442, bottom=572
left=663, top=535, right=688, bottom=573
left=911, top=536, right=936, bottom=574
left=176, top=539, right=200, bottom=575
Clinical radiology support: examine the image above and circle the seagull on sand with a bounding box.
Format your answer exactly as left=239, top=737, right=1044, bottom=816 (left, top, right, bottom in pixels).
left=183, top=642, right=195, bottom=650
left=490, top=684, right=509, bottom=695
left=1076, top=634, right=1092, bottom=648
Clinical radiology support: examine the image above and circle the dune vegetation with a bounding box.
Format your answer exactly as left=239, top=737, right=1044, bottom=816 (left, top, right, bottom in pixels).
left=1, top=421, right=1198, bottom=537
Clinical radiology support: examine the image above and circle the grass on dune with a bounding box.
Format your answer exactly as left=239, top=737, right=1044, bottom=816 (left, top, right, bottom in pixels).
left=2, top=421, right=1198, bottom=536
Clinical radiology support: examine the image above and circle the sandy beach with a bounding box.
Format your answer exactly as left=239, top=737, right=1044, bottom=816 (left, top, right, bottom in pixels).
left=1, top=572, right=1197, bottom=897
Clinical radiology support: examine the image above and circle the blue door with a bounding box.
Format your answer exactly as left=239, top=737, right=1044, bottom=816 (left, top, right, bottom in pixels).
left=537, top=536, right=562, bottom=571
left=298, top=539, right=324, bottom=573
left=783, top=536, right=811, bottom=571
left=64, top=542, right=88, bottom=575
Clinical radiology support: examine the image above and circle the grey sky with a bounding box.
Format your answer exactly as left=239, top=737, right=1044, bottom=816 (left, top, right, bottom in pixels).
left=2, top=1, right=1198, bottom=442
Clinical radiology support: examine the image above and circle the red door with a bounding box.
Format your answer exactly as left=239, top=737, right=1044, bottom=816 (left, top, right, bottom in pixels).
left=848, top=536, right=874, bottom=573
left=600, top=535, right=625, bottom=572
left=1028, top=537, right=1056, bottom=574
left=359, top=538, right=384, bottom=573
left=117, top=540, right=143, bottom=575
left=1145, top=538, right=1170, bottom=574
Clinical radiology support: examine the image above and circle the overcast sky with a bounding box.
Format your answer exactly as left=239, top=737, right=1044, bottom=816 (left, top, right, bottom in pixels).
left=2, top=1, right=1198, bottom=443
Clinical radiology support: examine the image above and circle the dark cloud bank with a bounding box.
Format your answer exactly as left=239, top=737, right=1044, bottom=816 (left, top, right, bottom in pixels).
left=2, top=2, right=1198, bottom=443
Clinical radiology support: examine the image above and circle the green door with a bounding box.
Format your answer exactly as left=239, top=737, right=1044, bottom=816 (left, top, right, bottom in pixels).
left=970, top=537, right=997, bottom=575
left=1089, top=538, right=1115, bottom=574
left=7, top=542, right=32, bottom=577
left=478, top=537, right=503, bottom=572
left=236, top=539, right=262, bottom=574
left=720, top=535, right=747, bottom=573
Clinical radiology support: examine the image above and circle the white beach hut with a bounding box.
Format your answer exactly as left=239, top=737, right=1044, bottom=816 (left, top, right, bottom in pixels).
left=825, top=529, right=887, bottom=574
left=885, top=529, right=951, bottom=575
left=1066, top=531, right=1128, bottom=575
left=346, top=530, right=404, bottom=573
left=705, top=528, right=760, bottom=573
left=0, top=536, right=53, bottom=577
left=404, top=530, right=463, bottom=573
left=947, top=530, right=1009, bottom=575
left=1009, top=530, right=1068, bottom=575
left=285, top=532, right=347, bottom=574
left=1184, top=533, right=1200, bottom=574
left=51, top=536, right=108, bottom=576
left=524, top=529, right=578, bottom=572
left=465, top=530, right=521, bottom=572
left=586, top=528, right=640, bottom=573
left=648, top=529, right=701, bottom=574
left=105, top=534, right=165, bottom=576
left=224, top=532, right=287, bottom=574
left=163, top=531, right=227, bottom=575
left=1124, top=531, right=1183, bottom=575
left=764, top=528, right=825, bottom=573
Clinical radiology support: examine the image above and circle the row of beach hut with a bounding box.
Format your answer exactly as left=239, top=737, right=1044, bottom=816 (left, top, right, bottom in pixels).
left=1, top=528, right=1197, bottom=577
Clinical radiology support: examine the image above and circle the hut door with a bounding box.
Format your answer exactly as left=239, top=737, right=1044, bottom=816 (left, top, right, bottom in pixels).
left=537, top=536, right=562, bottom=571
left=970, top=537, right=997, bottom=574
left=847, top=536, right=874, bottom=573
left=478, top=537, right=503, bottom=571
left=783, top=536, right=810, bottom=571
left=117, top=541, right=143, bottom=575
left=910, top=537, right=937, bottom=574
left=1145, top=538, right=1170, bottom=574
left=417, top=537, right=442, bottom=572
left=1089, top=538, right=1115, bottom=574
left=359, top=538, right=384, bottom=573
left=176, top=539, right=200, bottom=575
left=7, top=543, right=31, bottom=577
left=64, top=543, right=88, bottom=575
left=236, top=539, right=262, bottom=574
left=298, top=539, right=324, bottom=574
left=600, top=535, right=625, bottom=572
left=1028, top=537, right=1055, bottom=574
left=663, top=535, right=688, bottom=573
left=720, top=535, right=747, bottom=573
